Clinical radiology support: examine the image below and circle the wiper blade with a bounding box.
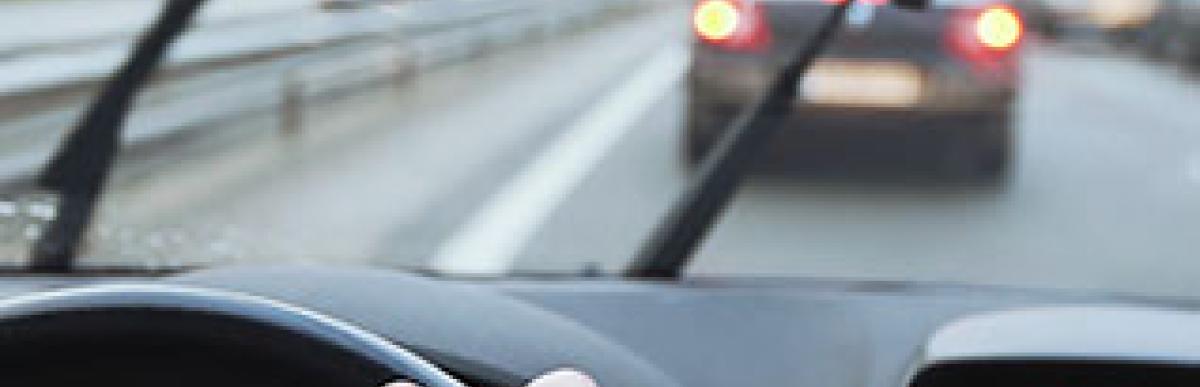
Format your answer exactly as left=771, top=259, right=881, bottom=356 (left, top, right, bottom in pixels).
left=624, top=0, right=856, bottom=279
left=29, top=0, right=208, bottom=272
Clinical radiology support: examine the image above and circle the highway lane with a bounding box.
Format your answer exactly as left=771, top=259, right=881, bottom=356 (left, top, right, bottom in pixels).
left=512, top=40, right=1200, bottom=298
left=17, top=5, right=1200, bottom=298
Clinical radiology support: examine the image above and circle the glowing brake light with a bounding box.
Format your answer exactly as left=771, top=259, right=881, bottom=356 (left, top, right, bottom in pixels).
left=692, top=0, right=772, bottom=51
left=975, top=5, right=1023, bottom=50
left=947, top=3, right=1023, bottom=65
left=694, top=0, right=740, bottom=42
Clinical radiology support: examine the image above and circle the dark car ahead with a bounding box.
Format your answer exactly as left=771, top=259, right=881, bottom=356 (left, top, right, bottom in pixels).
left=685, top=0, right=1023, bottom=177
left=1141, top=0, right=1200, bottom=68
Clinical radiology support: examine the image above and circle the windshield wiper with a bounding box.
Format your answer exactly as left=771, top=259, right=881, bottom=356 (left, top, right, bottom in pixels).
left=626, top=0, right=923, bottom=278
left=29, top=0, right=208, bottom=272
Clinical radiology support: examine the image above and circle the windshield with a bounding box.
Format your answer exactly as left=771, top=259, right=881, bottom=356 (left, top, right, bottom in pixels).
left=1, top=0, right=1198, bottom=297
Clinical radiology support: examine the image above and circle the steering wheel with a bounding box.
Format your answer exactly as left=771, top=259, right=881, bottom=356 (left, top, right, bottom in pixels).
left=0, top=284, right=468, bottom=387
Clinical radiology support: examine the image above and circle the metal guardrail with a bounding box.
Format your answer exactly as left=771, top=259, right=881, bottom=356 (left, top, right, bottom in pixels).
left=0, top=6, right=309, bottom=62
left=0, top=0, right=661, bottom=190
left=0, top=0, right=667, bottom=266
left=133, top=0, right=653, bottom=137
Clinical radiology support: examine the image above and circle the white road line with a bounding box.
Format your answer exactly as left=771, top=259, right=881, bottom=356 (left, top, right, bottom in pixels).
left=430, top=46, right=688, bottom=275
left=1186, top=154, right=1200, bottom=183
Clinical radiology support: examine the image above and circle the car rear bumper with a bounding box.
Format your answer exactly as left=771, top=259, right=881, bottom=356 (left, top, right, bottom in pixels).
left=689, top=106, right=1010, bottom=141
left=688, top=107, right=1012, bottom=173
left=689, top=50, right=1018, bottom=114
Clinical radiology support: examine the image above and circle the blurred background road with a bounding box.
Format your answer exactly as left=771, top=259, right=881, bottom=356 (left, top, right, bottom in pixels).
left=2, top=0, right=1199, bottom=298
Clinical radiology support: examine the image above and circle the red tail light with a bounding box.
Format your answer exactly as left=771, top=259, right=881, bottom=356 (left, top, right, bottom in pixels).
left=975, top=5, right=1023, bottom=50
left=692, top=0, right=772, bottom=52
left=948, top=4, right=1024, bottom=60
left=945, top=3, right=1022, bottom=65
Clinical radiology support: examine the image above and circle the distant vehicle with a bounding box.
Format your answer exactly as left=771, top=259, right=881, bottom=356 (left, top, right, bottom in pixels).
left=1092, top=0, right=1164, bottom=42
left=1140, top=0, right=1200, bottom=68
left=685, top=0, right=1023, bottom=178
left=1026, top=0, right=1163, bottom=41
left=1012, top=0, right=1064, bottom=37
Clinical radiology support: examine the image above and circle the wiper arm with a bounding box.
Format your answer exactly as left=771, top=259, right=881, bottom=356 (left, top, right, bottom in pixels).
left=30, top=0, right=208, bottom=272
left=623, top=0, right=857, bottom=279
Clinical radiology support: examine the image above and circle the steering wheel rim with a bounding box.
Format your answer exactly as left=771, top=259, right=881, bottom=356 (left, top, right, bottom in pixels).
left=0, top=283, right=468, bottom=387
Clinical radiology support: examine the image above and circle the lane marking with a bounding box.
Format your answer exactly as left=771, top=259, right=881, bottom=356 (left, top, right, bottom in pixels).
left=1186, top=153, right=1200, bottom=183
left=430, top=46, right=688, bottom=275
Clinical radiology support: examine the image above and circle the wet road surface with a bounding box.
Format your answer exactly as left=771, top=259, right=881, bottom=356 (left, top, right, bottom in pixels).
left=6, top=4, right=1200, bottom=298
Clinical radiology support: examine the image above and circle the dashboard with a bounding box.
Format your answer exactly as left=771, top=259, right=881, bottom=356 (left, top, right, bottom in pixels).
left=0, top=264, right=1188, bottom=387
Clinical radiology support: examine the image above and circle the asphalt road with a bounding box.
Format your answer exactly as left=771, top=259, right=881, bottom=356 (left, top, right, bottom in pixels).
left=15, top=6, right=1200, bottom=298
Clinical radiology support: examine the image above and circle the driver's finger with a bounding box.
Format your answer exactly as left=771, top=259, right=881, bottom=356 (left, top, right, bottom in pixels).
left=528, top=369, right=599, bottom=387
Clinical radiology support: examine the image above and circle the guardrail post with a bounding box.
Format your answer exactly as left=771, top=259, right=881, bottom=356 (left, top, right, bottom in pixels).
left=280, top=71, right=304, bottom=136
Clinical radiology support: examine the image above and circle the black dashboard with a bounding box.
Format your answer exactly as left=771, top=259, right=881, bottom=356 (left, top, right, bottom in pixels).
left=0, top=265, right=1182, bottom=387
